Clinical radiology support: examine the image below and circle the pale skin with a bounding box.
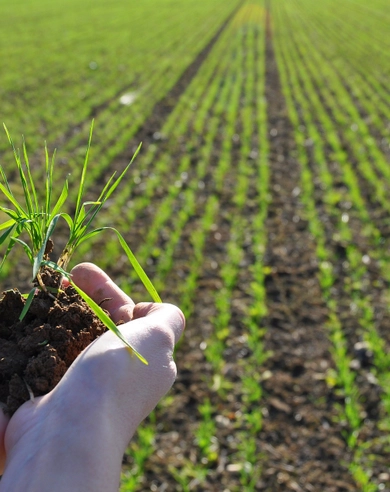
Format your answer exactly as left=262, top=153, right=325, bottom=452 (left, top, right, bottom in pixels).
left=0, top=262, right=185, bottom=491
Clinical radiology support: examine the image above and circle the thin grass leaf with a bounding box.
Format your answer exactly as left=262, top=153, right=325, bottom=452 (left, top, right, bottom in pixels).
left=76, top=228, right=103, bottom=244
left=74, top=120, right=94, bottom=219
left=74, top=143, right=142, bottom=238
left=9, top=136, right=35, bottom=217
left=70, top=281, right=148, bottom=365
left=29, top=221, right=43, bottom=251
left=101, top=143, right=142, bottom=203
left=0, top=181, right=27, bottom=217
left=22, top=137, right=39, bottom=214
left=75, top=201, right=88, bottom=225
left=77, top=226, right=161, bottom=302
left=95, top=171, right=117, bottom=202
left=0, top=220, right=24, bottom=271
left=60, top=213, right=74, bottom=231
left=113, top=228, right=161, bottom=302
left=61, top=136, right=141, bottom=267
left=70, top=201, right=102, bottom=238
left=0, top=222, right=16, bottom=245
left=40, top=261, right=72, bottom=293
left=70, top=201, right=98, bottom=241
left=44, top=143, right=52, bottom=217
left=41, top=260, right=70, bottom=281
left=0, top=210, right=20, bottom=225
left=0, top=235, right=22, bottom=271
left=12, top=237, right=33, bottom=264
left=0, top=166, right=12, bottom=194
left=33, top=214, right=60, bottom=280
left=76, top=201, right=102, bottom=223
left=0, top=219, right=16, bottom=233
left=2, top=124, right=20, bottom=171
left=50, top=179, right=69, bottom=220
left=19, top=287, right=37, bottom=321
left=0, top=245, right=14, bottom=271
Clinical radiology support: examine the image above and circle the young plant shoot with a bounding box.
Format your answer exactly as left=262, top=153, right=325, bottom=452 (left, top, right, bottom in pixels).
left=0, top=122, right=161, bottom=364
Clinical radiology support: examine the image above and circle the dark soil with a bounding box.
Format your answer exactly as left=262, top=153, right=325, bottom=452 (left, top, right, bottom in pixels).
left=252, top=13, right=357, bottom=490
left=0, top=270, right=106, bottom=415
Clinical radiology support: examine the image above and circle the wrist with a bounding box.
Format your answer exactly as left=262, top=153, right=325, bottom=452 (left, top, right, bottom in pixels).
left=1, top=387, right=128, bottom=492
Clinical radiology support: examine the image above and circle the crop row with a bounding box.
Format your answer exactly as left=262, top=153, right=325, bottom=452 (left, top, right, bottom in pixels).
left=273, top=0, right=390, bottom=488
left=118, top=2, right=270, bottom=488
left=121, top=5, right=251, bottom=488
left=300, top=2, right=390, bottom=147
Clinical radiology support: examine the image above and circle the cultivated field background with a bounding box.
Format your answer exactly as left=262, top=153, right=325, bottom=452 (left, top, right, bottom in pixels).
left=1, top=0, right=390, bottom=490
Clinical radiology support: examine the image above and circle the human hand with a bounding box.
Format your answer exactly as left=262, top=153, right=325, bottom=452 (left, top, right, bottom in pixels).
left=0, top=263, right=185, bottom=491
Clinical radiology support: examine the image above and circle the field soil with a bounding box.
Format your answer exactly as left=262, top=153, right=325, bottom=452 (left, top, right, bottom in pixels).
left=0, top=2, right=388, bottom=491
left=0, top=269, right=106, bottom=415
left=121, top=5, right=387, bottom=491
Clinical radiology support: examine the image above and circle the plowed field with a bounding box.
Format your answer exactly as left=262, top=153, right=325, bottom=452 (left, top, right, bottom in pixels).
left=1, top=1, right=390, bottom=490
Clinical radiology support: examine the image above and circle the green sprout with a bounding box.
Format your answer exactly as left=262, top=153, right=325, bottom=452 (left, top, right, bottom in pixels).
left=0, top=122, right=161, bottom=365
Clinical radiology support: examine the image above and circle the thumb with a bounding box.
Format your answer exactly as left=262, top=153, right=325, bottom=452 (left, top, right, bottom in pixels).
left=132, top=302, right=185, bottom=345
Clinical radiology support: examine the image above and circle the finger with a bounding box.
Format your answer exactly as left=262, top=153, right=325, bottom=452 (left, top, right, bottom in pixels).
left=132, top=302, right=185, bottom=345
left=70, top=262, right=135, bottom=323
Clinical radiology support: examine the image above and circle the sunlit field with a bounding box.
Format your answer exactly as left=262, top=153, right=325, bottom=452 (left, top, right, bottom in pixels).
left=1, top=0, right=390, bottom=490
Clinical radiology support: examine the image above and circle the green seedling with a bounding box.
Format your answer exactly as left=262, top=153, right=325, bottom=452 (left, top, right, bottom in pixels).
left=0, top=122, right=161, bottom=364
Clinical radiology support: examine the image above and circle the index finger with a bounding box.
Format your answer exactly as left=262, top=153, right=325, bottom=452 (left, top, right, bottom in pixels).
left=70, top=263, right=135, bottom=323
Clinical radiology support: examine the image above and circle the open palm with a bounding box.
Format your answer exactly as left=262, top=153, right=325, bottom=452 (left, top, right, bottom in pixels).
left=0, top=263, right=184, bottom=492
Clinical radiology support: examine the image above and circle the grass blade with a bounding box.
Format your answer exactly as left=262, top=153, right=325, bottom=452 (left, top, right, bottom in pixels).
left=0, top=161, right=13, bottom=194
left=74, top=120, right=94, bottom=219
left=101, top=143, right=142, bottom=202
left=33, top=214, right=60, bottom=280
left=0, top=219, right=16, bottom=234
left=45, top=143, right=53, bottom=217
left=0, top=221, right=16, bottom=246
left=19, top=287, right=37, bottom=321
left=70, top=280, right=149, bottom=365
left=0, top=233, right=22, bottom=272
left=9, top=134, right=34, bottom=216
left=12, top=237, right=34, bottom=264
left=60, top=213, right=74, bottom=231
left=41, top=259, right=68, bottom=274
left=0, top=207, right=20, bottom=222
left=50, top=178, right=69, bottom=219
left=22, top=137, right=39, bottom=214
left=113, top=228, right=162, bottom=303
left=77, top=226, right=161, bottom=302
left=76, top=228, right=104, bottom=244
left=76, top=143, right=142, bottom=237
left=0, top=181, right=27, bottom=217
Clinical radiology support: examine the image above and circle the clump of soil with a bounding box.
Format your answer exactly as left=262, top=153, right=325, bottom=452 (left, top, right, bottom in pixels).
left=0, top=269, right=106, bottom=415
